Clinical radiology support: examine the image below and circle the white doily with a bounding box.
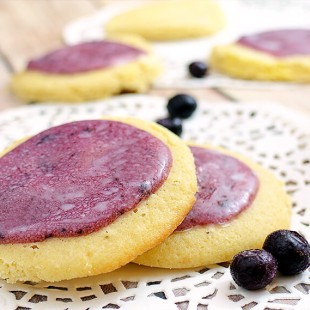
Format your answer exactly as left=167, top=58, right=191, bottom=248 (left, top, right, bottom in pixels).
left=62, top=0, right=310, bottom=89
left=0, top=95, right=309, bottom=310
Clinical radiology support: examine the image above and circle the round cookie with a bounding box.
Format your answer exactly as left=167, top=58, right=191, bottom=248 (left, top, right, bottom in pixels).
left=134, top=144, right=291, bottom=268
left=11, top=36, right=161, bottom=102
left=105, top=0, right=225, bottom=41
left=210, top=29, right=310, bottom=82
left=0, top=117, right=197, bottom=283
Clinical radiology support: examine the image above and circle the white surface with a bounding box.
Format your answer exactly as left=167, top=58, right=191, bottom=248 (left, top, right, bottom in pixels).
left=63, top=0, right=310, bottom=89
left=0, top=94, right=309, bottom=309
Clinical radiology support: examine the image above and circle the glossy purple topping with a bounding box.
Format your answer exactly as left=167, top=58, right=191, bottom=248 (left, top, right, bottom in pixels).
left=237, top=29, right=310, bottom=58
left=0, top=120, right=172, bottom=244
left=177, top=147, right=259, bottom=231
left=27, top=41, right=145, bottom=74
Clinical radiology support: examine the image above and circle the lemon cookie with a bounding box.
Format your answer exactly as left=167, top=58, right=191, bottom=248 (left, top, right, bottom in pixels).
left=106, top=0, right=225, bottom=41
left=0, top=118, right=197, bottom=283
left=11, top=37, right=161, bottom=102
left=135, top=144, right=291, bottom=268
left=210, top=29, right=310, bottom=82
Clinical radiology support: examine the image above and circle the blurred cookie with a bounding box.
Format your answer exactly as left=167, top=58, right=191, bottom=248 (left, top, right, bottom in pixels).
left=106, top=0, right=225, bottom=41
left=135, top=144, right=291, bottom=268
left=11, top=36, right=161, bottom=102
left=210, top=29, right=310, bottom=82
left=0, top=117, right=197, bottom=283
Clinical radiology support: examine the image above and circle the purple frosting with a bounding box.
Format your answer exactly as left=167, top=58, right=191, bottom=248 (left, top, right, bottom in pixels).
left=177, top=147, right=259, bottom=231
left=237, top=29, right=310, bottom=57
left=0, top=120, right=172, bottom=244
left=27, top=41, right=145, bottom=74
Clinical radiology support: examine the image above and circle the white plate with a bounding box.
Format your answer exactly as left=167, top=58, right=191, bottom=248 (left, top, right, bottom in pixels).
left=63, top=0, right=310, bottom=89
left=0, top=95, right=309, bottom=310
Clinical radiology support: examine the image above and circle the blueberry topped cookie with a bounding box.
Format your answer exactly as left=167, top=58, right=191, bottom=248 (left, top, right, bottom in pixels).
left=0, top=118, right=197, bottom=283
left=210, top=29, right=310, bottom=82
left=11, top=36, right=161, bottom=102
left=135, top=144, right=291, bottom=268
left=106, top=0, right=225, bottom=41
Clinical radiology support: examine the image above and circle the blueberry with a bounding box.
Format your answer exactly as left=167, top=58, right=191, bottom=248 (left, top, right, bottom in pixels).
left=230, top=249, right=277, bottom=290
left=263, top=230, right=310, bottom=275
left=167, top=94, right=197, bottom=119
left=188, top=61, right=208, bottom=78
left=156, top=117, right=183, bottom=136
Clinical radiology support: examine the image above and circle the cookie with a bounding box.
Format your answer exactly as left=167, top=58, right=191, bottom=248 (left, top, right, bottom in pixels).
left=134, top=144, right=291, bottom=268
left=105, top=0, right=225, bottom=41
left=0, top=117, right=197, bottom=283
left=11, top=36, right=161, bottom=102
left=210, top=29, right=310, bottom=82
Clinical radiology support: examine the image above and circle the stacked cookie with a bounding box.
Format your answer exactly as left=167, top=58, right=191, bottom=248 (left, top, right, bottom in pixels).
left=210, top=29, right=310, bottom=82
left=11, top=36, right=162, bottom=102
left=0, top=117, right=291, bottom=283
left=0, top=118, right=197, bottom=283
left=135, top=144, right=291, bottom=268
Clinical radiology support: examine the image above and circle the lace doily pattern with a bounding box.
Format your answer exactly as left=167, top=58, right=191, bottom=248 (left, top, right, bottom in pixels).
left=0, top=95, right=309, bottom=309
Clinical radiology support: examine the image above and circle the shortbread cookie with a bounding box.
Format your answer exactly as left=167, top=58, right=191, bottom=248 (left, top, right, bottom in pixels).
left=135, top=144, right=291, bottom=268
left=11, top=36, right=161, bottom=102
left=210, top=29, right=310, bottom=82
left=0, top=118, right=197, bottom=283
left=106, top=0, right=225, bottom=41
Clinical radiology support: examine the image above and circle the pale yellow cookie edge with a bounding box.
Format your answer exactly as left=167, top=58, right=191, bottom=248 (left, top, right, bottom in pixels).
left=134, top=143, right=291, bottom=268
left=210, top=43, right=310, bottom=82
left=0, top=117, right=197, bottom=283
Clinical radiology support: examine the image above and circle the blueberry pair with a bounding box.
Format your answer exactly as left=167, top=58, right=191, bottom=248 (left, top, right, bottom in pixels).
left=230, top=230, right=310, bottom=290
left=157, top=94, right=197, bottom=136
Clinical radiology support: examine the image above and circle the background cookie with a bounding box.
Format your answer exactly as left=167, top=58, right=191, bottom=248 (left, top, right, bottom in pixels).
left=105, top=0, right=225, bottom=41
left=0, top=117, right=197, bottom=283
left=210, top=29, right=310, bottom=82
left=11, top=36, right=161, bottom=102
left=134, top=144, right=291, bottom=268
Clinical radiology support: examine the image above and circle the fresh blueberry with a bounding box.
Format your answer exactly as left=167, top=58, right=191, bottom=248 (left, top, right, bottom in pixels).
left=230, top=249, right=277, bottom=290
left=263, top=230, right=310, bottom=275
left=167, top=94, right=197, bottom=119
left=188, top=61, right=208, bottom=78
left=156, top=117, right=183, bottom=136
